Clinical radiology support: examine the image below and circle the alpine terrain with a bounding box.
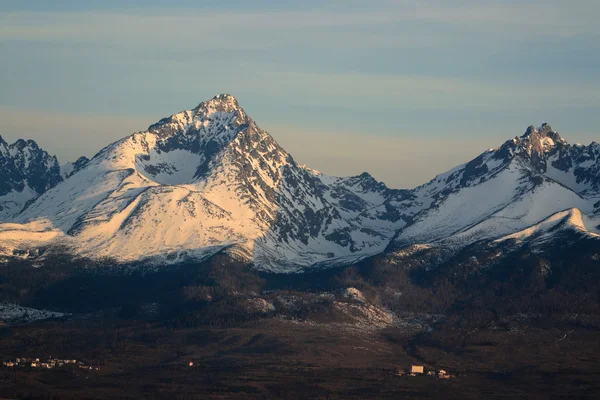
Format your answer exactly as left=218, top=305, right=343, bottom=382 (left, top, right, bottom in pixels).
left=0, top=95, right=598, bottom=272
left=0, top=137, right=62, bottom=220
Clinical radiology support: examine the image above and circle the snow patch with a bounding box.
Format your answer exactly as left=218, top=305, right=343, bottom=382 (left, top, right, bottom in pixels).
left=0, top=304, right=67, bottom=324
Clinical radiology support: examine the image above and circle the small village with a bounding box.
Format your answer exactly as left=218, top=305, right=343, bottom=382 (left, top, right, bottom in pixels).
left=396, top=365, right=455, bottom=379
left=2, top=357, right=100, bottom=371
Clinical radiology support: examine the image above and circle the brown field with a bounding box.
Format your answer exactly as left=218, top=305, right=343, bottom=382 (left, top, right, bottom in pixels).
left=0, top=314, right=599, bottom=400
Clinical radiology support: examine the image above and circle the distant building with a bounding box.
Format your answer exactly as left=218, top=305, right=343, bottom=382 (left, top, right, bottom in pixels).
left=326, top=252, right=335, bottom=258
left=438, top=369, right=453, bottom=379
left=411, top=365, right=424, bottom=374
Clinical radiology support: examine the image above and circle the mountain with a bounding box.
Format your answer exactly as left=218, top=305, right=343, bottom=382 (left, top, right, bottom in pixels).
left=0, top=96, right=598, bottom=272
left=0, top=95, right=408, bottom=271
left=380, top=124, right=600, bottom=268
left=0, top=137, right=63, bottom=220
left=384, top=123, right=600, bottom=265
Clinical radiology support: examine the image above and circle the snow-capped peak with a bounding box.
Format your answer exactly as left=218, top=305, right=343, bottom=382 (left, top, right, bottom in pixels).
left=146, top=94, right=249, bottom=140
left=2, top=94, right=409, bottom=271
left=195, top=93, right=242, bottom=113
left=480, top=123, right=571, bottom=175
left=86, top=94, right=262, bottom=186
left=520, top=123, right=566, bottom=152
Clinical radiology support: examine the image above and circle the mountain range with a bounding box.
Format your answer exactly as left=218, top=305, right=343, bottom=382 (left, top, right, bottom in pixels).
left=0, top=94, right=598, bottom=272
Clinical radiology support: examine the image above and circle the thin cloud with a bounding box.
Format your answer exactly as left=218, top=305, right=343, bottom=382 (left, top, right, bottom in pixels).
left=233, top=68, right=600, bottom=110
left=413, top=2, right=600, bottom=37
left=1, top=1, right=598, bottom=45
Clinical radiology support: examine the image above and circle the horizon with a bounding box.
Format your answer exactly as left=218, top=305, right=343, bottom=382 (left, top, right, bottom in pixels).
left=1, top=0, right=599, bottom=187
left=1, top=93, right=595, bottom=190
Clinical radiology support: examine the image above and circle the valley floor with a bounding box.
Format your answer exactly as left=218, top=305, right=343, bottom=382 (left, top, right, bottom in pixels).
left=0, top=316, right=598, bottom=399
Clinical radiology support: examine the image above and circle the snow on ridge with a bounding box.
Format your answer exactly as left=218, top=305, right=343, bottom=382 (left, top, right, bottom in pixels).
left=496, top=208, right=600, bottom=243
left=0, top=303, right=67, bottom=324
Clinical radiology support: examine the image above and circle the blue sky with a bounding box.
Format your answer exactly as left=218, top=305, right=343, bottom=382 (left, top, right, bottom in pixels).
left=0, top=0, right=599, bottom=187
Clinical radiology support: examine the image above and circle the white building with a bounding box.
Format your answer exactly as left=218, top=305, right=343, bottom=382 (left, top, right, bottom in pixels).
left=411, top=365, right=424, bottom=374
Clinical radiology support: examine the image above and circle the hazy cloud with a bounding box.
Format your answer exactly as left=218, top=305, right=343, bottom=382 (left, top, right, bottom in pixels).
left=230, top=68, right=600, bottom=110
left=1, top=1, right=599, bottom=45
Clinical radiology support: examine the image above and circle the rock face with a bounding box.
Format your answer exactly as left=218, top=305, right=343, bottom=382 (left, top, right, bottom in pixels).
left=0, top=137, right=63, bottom=219
left=0, top=95, right=598, bottom=272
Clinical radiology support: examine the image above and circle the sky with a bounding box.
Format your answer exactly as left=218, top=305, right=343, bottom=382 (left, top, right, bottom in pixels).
left=0, top=0, right=599, bottom=188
